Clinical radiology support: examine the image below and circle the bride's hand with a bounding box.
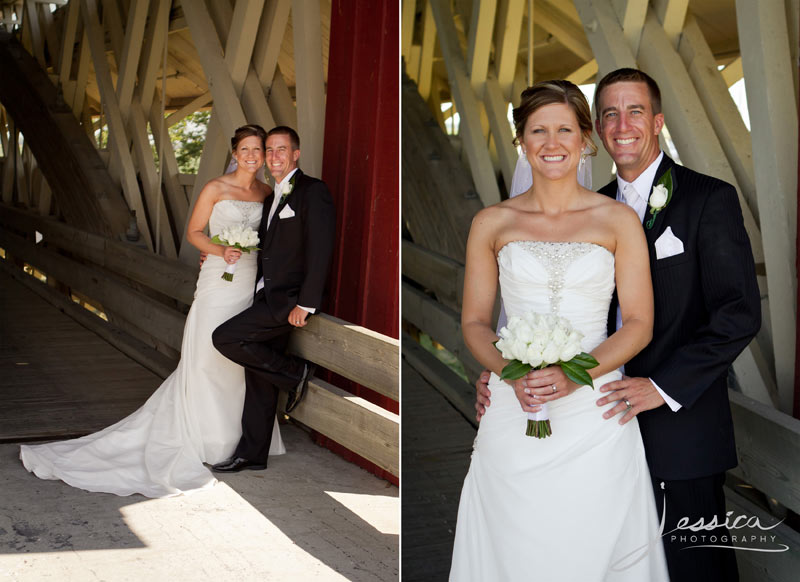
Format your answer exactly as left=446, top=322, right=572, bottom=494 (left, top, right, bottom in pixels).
left=519, top=366, right=579, bottom=404
left=222, top=246, right=242, bottom=264
left=511, top=376, right=543, bottom=414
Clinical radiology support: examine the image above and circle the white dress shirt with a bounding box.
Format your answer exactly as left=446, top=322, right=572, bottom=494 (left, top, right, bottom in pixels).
left=614, top=152, right=681, bottom=412
left=255, top=168, right=314, bottom=314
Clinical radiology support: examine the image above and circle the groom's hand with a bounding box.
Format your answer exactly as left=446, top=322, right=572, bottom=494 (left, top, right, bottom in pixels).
left=597, top=376, right=666, bottom=425
left=288, top=306, right=309, bottom=328
left=475, top=371, right=491, bottom=422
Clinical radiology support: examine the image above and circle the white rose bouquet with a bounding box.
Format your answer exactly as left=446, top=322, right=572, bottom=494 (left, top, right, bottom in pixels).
left=495, top=312, right=599, bottom=438
left=210, top=225, right=260, bottom=281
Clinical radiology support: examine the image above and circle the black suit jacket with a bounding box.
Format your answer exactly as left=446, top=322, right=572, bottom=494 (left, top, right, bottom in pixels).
left=599, top=154, right=760, bottom=480
left=255, top=169, right=336, bottom=323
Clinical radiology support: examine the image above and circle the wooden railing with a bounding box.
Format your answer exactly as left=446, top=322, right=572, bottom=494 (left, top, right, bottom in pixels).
left=0, top=204, right=398, bottom=477
left=403, top=238, right=800, bottom=580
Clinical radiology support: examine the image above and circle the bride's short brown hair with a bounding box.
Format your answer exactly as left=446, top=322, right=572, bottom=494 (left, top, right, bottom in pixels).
left=512, top=80, right=597, bottom=156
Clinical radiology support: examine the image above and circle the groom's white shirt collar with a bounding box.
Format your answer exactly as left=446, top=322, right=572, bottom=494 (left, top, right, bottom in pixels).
left=615, top=151, right=664, bottom=221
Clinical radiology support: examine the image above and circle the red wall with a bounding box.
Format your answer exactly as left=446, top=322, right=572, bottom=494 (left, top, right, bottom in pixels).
left=320, top=0, right=399, bottom=483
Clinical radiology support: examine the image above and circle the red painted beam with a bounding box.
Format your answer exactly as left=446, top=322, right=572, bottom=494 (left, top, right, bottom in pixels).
left=322, top=0, right=399, bottom=343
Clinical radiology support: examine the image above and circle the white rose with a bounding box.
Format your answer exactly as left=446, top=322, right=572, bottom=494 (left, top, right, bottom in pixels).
left=525, top=344, right=544, bottom=368
left=541, top=343, right=561, bottom=365
left=649, top=184, right=668, bottom=209
left=550, top=325, right=568, bottom=347
left=496, top=338, right=514, bottom=360
left=511, top=339, right=529, bottom=361
left=559, top=342, right=581, bottom=362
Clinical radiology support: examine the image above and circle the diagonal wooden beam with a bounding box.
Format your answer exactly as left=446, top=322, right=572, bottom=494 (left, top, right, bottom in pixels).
left=81, top=0, right=152, bottom=249
left=252, top=0, right=290, bottom=89
left=292, top=0, right=326, bottom=177
left=652, top=0, right=689, bottom=48
left=72, top=28, right=91, bottom=117
left=574, top=0, right=637, bottom=77
left=610, top=0, right=647, bottom=57
left=417, top=0, right=436, bottom=100
left=58, top=0, right=80, bottom=87
left=483, top=75, right=516, bottom=191
left=429, top=0, right=501, bottom=207
left=23, top=0, right=45, bottom=67
left=466, top=0, right=496, bottom=91
left=736, top=0, right=798, bottom=413
left=115, top=0, right=148, bottom=117
left=566, top=58, right=598, bottom=84
left=534, top=0, right=593, bottom=61
left=180, top=0, right=247, bottom=138
left=225, top=0, right=265, bottom=91
left=402, top=0, right=416, bottom=59
left=269, top=66, right=298, bottom=129
left=677, top=14, right=756, bottom=224
left=494, top=0, right=524, bottom=100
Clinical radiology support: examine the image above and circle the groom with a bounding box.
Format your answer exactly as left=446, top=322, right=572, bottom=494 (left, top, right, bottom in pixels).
left=212, top=125, right=336, bottom=473
left=476, top=69, right=760, bottom=581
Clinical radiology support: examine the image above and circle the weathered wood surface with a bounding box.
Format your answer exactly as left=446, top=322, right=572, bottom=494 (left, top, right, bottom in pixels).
left=287, top=377, right=399, bottom=476
left=0, top=227, right=187, bottom=351
left=403, top=332, right=476, bottom=427
left=0, top=32, right=129, bottom=237
left=401, top=71, right=482, bottom=264
left=402, top=239, right=464, bottom=311
left=0, top=266, right=161, bottom=442
left=288, top=313, right=399, bottom=402
left=401, top=359, right=474, bottom=582
left=724, top=485, right=800, bottom=582
left=402, top=282, right=483, bottom=382
left=0, top=204, right=198, bottom=303
left=728, top=390, right=800, bottom=516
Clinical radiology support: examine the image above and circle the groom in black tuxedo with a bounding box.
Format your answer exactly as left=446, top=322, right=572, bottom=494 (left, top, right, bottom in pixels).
left=476, top=69, right=760, bottom=581
left=212, top=126, right=336, bottom=473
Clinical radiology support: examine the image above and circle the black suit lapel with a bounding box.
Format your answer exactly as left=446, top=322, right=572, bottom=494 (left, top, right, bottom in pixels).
left=263, top=170, right=304, bottom=248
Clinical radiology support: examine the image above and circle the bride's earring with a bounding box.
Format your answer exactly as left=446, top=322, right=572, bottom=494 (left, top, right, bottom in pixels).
left=578, top=153, right=586, bottom=175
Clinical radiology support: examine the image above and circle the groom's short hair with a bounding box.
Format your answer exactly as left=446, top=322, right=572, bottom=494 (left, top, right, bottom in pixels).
left=594, top=68, right=662, bottom=118
left=267, top=126, right=300, bottom=150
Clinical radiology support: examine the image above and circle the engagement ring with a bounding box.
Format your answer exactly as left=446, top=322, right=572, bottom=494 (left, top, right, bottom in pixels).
left=624, top=398, right=632, bottom=411
left=552, top=385, right=557, bottom=393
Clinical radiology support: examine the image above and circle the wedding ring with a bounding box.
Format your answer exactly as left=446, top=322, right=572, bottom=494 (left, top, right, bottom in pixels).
left=552, top=385, right=557, bottom=393
left=624, top=398, right=632, bottom=411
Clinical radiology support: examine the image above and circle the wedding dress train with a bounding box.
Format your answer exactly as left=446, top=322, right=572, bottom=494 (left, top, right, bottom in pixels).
left=450, top=241, right=669, bottom=581
left=20, top=200, right=285, bottom=498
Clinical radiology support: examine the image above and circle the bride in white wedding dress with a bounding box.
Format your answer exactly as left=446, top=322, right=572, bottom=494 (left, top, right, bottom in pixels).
left=450, top=82, right=669, bottom=580
left=20, top=125, right=285, bottom=498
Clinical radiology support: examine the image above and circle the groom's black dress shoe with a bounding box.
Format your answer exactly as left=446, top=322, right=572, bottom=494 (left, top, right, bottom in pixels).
left=211, top=457, right=267, bottom=473
left=286, top=362, right=316, bottom=413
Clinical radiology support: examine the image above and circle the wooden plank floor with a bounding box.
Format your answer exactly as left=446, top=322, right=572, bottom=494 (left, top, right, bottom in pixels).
left=0, top=269, right=161, bottom=442
left=401, top=357, right=475, bottom=582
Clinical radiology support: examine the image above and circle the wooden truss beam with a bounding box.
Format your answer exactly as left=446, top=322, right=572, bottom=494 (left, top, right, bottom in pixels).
left=466, top=0, right=496, bottom=91
left=737, top=0, right=798, bottom=413
left=292, top=0, right=326, bottom=178
left=429, top=0, right=501, bottom=207
left=494, top=0, right=524, bottom=99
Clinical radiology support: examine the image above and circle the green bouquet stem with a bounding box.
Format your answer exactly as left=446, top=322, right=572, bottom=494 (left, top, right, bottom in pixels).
left=221, top=272, right=234, bottom=282
left=526, top=419, right=552, bottom=439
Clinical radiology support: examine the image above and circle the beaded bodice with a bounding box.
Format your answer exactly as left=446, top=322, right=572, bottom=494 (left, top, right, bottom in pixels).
left=497, top=241, right=615, bottom=351
left=208, top=199, right=263, bottom=238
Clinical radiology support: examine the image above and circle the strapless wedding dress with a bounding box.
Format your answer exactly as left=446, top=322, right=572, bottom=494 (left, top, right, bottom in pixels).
left=20, top=200, right=285, bottom=498
left=450, top=241, right=669, bottom=581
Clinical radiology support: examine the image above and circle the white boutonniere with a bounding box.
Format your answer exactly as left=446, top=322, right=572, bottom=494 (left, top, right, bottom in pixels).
left=279, top=174, right=296, bottom=204
left=646, top=168, right=674, bottom=229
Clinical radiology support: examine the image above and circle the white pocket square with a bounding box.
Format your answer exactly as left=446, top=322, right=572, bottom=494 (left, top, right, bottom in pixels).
left=654, top=226, right=684, bottom=260
left=278, top=205, right=295, bottom=219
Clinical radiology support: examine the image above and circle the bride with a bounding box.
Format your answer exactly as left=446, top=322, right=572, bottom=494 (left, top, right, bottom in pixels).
left=450, top=81, right=669, bottom=580
left=20, top=124, right=285, bottom=498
